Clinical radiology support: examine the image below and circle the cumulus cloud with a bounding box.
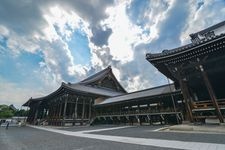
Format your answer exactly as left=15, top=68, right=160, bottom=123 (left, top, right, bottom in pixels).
left=0, top=0, right=115, bottom=106
left=0, top=0, right=114, bottom=81
left=0, top=77, right=54, bottom=108
left=84, top=1, right=160, bottom=93
left=1, top=0, right=225, bottom=107
left=54, top=0, right=115, bottom=46
left=181, top=0, right=225, bottom=44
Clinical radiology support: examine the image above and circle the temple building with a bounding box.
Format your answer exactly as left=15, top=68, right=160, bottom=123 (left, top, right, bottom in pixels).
left=146, top=20, right=225, bottom=123
left=23, top=66, right=183, bottom=126
left=23, top=66, right=127, bottom=125
left=24, top=20, right=225, bottom=126
left=94, top=84, right=183, bottom=125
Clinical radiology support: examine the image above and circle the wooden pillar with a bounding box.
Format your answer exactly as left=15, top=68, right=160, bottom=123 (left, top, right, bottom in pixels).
left=53, top=103, right=57, bottom=118
left=41, top=108, right=45, bottom=120
left=167, top=78, right=179, bottom=124
left=34, top=107, right=39, bottom=124
left=59, top=102, right=62, bottom=118
left=82, top=99, right=86, bottom=119
left=63, top=95, right=68, bottom=126
left=179, top=79, right=194, bottom=122
left=147, top=104, right=150, bottom=113
left=74, top=97, right=78, bottom=119
left=89, top=99, right=92, bottom=120
left=175, top=67, right=193, bottom=122
left=56, top=102, right=61, bottom=125
left=33, top=102, right=41, bottom=124
left=199, top=65, right=224, bottom=123
left=69, top=100, right=73, bottom=119
left=149, top=115, right=152, bottom=125
left=81, top=99, right=85, bottom=125
left=137, top=104, right=140, bottom=114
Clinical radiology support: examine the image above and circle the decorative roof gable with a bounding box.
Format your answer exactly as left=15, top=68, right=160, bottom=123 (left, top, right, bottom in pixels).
left=79, top=66, right=127, bottom=93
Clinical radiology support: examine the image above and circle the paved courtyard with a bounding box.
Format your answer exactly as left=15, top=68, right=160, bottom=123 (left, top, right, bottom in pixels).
left=1, top=125, right=225, bottom=150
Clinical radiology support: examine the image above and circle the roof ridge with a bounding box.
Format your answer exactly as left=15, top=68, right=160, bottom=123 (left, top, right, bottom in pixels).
left=79, top=66, right=111, bottom=84
left=146, top=33, right=225, bottom=60
left=103, top=84, right=174, bottom=99
left=191, top=20, right=225, bottom=36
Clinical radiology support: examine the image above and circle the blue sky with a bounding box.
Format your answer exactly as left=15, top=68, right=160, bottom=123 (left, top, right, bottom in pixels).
left=0, top=0, right=225, bottom=108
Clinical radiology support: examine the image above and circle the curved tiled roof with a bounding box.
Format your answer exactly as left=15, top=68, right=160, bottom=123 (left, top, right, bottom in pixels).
left=96, top=84, right=180, bottom=106
left=63, top=82, right=125, bottom=97
left=79, top=66, right=126, bottom=93
left=146, top=33, right=225, bottom=61
left=23, top=66, right=126, bottom=106
left=146, top=20, right=225, bottom=61
left=80, top=66, right=111, bottom=84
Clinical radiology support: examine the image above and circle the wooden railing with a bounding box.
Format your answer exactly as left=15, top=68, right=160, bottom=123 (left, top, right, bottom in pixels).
left=191, top=99, right=225, bottom=109
left=96, top=108, right=178, bottom=117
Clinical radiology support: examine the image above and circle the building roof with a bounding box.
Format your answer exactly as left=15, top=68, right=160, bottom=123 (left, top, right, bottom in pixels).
left=146, top=20, right=225, bottom=61
left=80, top=66, right=112, bottom=84
left=191, top=20, right=225, bottom=36
left=146, top=32, right=225, bottom=61
left=23, top=97, right=44, bottom=106
left=96, top=84, right=180, bottom=106
left=9, top=104, right=17, bottom=111
left=23, top=66, right=126, bottom=106
left=80, top=66, right=127, bottom=93
left=63, top=82, right=125, bottom=97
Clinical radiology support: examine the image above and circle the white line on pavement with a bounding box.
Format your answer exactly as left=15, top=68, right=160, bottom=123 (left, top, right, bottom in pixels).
left=28, top=125, right=225, bottom=150
left=152, top=126, right=168, bottom=132
left=78, top=126, right=132, bottom=133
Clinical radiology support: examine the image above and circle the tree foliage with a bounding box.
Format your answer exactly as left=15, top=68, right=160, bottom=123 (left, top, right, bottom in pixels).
left=0, top=105, right=29, bottom=118
left=0, top=105, right=14, bottom=118
left=14, top=109, right=29, bottom=116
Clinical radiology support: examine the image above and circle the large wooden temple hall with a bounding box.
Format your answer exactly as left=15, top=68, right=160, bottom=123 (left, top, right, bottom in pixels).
left=23, top=20, right=225, bottom=126
left=147, top=20, right=225, bottom=123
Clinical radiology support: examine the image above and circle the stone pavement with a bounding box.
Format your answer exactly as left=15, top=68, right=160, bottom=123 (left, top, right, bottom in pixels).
left=29, top=125, right=225, bottom=150
left=168, top=124, right=225, bottom=134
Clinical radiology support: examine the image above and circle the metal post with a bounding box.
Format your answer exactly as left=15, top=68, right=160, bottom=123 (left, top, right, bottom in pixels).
left=199, top=65, right=224, bottom=123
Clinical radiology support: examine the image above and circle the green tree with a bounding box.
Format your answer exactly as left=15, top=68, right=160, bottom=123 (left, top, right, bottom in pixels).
left=0, top=105, right=14, bottom=118
left=14, top=109, right=29, bottom=116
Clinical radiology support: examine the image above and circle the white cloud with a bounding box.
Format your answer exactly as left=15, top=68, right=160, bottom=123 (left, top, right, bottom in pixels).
left=0, top=25, right=9, bottom=37
left=1, top=0, right=225, bottom=107
left=88, top=0, right=175, bottom=92
left=0, top=77, right=52, bottom=108
left=123, top=76, right=151, bottom=92
left=180, top=0, right=225, bottom=44
left=103, top=1, right=143, bottom=63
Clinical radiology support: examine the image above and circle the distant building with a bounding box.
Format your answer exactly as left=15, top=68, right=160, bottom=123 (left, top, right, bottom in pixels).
left=9, top=104, right=17, bottom=111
